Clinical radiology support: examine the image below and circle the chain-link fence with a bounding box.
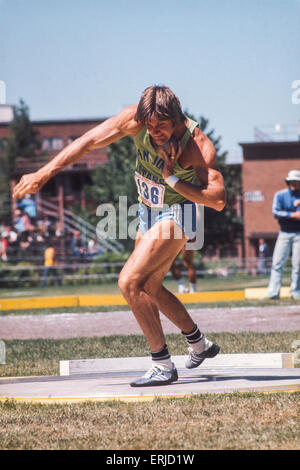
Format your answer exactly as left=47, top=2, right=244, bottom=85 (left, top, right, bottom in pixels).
left=0, top=256, right=281, bottom=288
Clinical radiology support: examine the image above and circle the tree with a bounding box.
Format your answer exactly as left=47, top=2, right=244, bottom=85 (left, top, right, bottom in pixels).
left=84, top=135, right=137, bottom=250
left=0, top=99, right=43, bottom=221
left=185, top=112, right=243, bottom=251
left=86, top=136, right=137, bottom=207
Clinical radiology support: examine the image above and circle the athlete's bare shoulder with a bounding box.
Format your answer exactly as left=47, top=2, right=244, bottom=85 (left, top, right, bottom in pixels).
left=188, top=127, right=217, bottom=169
left=115, top=104, right=143, bottom=137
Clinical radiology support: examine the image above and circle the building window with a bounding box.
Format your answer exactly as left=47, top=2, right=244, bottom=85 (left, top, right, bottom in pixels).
left=244, top=190, right=265, bottom=202
left=42, top=137, right=64, bottom=151
left=67, top=136, right=79, bottom=145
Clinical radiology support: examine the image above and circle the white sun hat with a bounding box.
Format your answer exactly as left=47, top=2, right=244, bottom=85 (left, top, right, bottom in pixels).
left=286, top=170, right=300, bottom=182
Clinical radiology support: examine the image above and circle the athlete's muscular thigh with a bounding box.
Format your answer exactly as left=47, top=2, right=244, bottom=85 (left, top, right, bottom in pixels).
left=120, top=221, right=187, bottom=287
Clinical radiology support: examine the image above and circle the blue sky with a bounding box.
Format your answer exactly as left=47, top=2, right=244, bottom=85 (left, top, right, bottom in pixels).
left=0, top=0, right=299, bottom=162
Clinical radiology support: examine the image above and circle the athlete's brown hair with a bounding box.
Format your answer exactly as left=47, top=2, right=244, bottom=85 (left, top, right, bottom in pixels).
left=135, top=85, right=186, bottom=125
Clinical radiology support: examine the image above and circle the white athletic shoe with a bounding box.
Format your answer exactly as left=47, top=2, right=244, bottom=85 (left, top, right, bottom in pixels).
left=185, top=343, right=220, bottom=369
left=178, top=284, right=188, bottom=293
left=130, top=363, right=178, bottom=387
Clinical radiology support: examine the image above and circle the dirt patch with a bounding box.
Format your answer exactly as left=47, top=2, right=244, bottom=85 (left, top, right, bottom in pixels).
left=0, top=306, right=299, bottom=339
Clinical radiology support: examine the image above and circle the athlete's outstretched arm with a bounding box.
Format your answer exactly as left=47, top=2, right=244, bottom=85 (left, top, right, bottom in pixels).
left=13, top=105, right=139, bottom=199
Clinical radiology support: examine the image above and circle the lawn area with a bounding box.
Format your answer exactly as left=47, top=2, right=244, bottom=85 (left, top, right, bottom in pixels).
left=0, top=273, right=291, bottom=299
left=0, top=392, right=299, bottom=450
left=0, top=332, right=299, bottom=450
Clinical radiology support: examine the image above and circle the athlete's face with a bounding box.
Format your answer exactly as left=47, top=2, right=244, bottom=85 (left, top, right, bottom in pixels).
left=145, top=117, right=175, bottom=146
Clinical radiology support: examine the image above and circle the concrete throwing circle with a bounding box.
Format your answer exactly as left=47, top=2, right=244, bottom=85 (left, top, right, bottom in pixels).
left=0, top=367, right=299, bottom=403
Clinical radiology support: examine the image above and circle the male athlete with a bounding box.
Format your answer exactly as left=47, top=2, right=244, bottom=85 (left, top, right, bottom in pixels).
left=171, top=246, right=198, bottom=293
left=13, top=85, right=226, bottom=387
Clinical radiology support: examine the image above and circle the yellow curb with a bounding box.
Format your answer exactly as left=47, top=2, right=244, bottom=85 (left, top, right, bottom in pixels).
left=78, top=295, right=127, bottom=306
left=0, top=290, right=245, bottom=311
left=176, top=290, right=245, bottom=303
left=245, top=286, right=291, bottom=300
left=0, top=285, right=295, bottom=311
left=0, top=295, right=78, bottom=311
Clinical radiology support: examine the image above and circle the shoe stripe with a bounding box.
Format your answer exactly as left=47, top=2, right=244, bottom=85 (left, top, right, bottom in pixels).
left=191, top=357, right=201, bottom=363
left=144, top=367, right=176, bottom=381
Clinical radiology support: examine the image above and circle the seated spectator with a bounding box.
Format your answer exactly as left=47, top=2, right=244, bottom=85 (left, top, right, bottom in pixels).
left=37, top=215, right=53, bottom=237
left=34, top=229, right=45, bottom=245
left=14, top=209, right=35, bottom=233
left=71, top=230, right=86, bottom=259
left=1, top=226, right=18, bottom=260
left=17, top=194, right=37, bottom=221
left=19, top=231, right=32, bottom=250
left=14, top=209, right=25, bottom=233
left=21, top=211, right=36, bottom=231
left=88, top=237, right=103, bottom=257
left=1, top=225, right=18, bottom=245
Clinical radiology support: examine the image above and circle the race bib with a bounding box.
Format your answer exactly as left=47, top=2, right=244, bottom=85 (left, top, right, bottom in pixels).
left=135, top=172, right=165, bottom=208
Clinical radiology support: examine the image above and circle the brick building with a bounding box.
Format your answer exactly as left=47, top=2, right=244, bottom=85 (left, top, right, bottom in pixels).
left=0, top=113, right=108, bottom=213
left=240, top=141, right=300, bottom=262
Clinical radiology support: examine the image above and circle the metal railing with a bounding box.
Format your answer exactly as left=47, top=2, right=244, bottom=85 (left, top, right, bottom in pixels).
left=0, top=257, right=286, bottom=287
left=254, top=124, right=300, bottom=142
left=38, top=198, right=124, bottom=253
left=0, top=262, right=124, bottom=284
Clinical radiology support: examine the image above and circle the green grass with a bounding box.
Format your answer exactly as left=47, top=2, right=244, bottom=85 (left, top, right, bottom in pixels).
left=0, top=275, right=299, bottom=450
left=1, top=332, right=299, bottom=450
left=1, top=331, right=299, bottom=377
left=0, top=393, right=299, bottom=449
left=0, top=273, right=292, bottom=299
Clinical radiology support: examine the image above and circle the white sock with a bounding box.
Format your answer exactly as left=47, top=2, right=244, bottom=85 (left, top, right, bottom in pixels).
left=152, top=358, right=173, bottom=371
left=151, top=345, right=173, bottom=371
left=182, top=324, right=212, bottom=354
left=189, top=283, right=197, bottom=293
left=178, top=279, right=186, bottom=293
left=191, top=335, right=213, bottom=354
